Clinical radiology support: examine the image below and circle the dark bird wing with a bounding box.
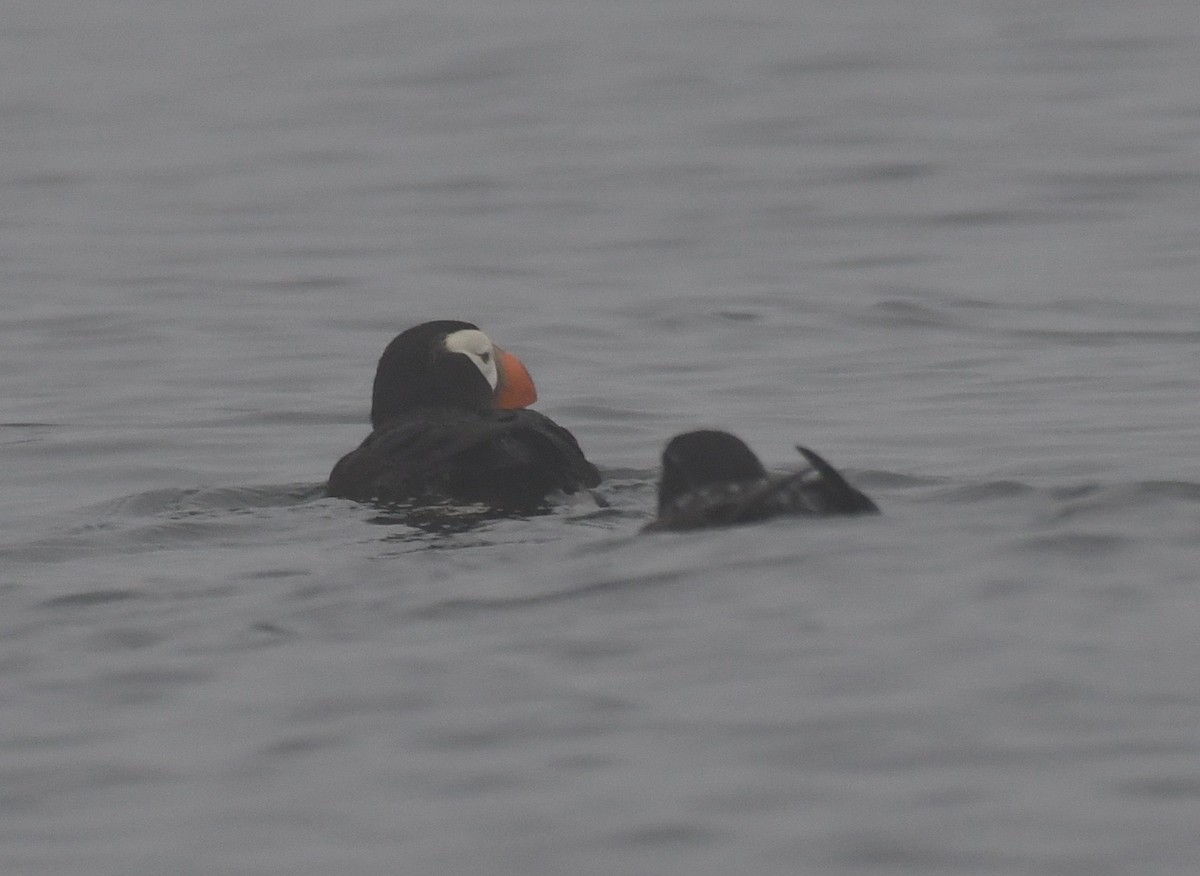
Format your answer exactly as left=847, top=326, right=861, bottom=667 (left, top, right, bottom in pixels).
left=646, top=444, right=878, bottom=531
left=787, top=445, right=880, bottom=515
left=328, top=407, right=599, bottom=510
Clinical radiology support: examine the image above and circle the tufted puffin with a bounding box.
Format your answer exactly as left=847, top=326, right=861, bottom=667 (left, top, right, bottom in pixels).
left=644, top=430, right=878, bottom=532
left=328, top=320, right=600, bottom=510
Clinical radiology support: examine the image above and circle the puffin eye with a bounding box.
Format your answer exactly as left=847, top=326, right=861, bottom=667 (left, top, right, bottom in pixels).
left=479, top=351, right=491, bottom=364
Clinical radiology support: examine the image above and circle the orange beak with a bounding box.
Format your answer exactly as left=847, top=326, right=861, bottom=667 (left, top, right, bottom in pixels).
left=493, top=346, right=538, bottom=409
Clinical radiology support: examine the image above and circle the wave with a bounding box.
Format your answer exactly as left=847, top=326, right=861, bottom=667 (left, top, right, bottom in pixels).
left=7, top=467, right=1200, bottom=577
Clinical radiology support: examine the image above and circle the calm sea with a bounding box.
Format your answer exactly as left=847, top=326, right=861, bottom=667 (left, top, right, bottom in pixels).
left=4, top=1, right=1200, bottom=873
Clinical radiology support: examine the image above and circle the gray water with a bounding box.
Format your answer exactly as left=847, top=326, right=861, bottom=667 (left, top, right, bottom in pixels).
left=4, top=1, right=1200, bottom=873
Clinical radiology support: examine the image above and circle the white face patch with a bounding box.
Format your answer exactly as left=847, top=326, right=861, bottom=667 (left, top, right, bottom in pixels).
left=443, top=328, right=499, bottom=390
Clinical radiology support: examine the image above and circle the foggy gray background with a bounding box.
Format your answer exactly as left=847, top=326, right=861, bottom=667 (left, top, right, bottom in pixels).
left=4, top=1, right=1200, bottom=873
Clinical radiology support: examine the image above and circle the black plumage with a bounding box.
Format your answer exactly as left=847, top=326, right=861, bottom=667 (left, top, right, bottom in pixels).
left=645, top=430, right=878, bottom=532
left=329, top=321, right=599, bottom=510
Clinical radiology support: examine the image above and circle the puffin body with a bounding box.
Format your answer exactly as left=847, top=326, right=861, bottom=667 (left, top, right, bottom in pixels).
left=329, top=321, right=599, bottom=510
left=645, top=430, right=877, bottom=532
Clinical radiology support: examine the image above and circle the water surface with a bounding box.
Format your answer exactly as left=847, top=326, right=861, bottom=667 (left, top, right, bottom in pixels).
left=4, top=1, right=1200, bottom=873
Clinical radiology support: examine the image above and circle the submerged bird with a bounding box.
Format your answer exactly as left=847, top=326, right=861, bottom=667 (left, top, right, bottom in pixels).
left=328, top=320, right=600, bottom=510
left=645, top=429, right=878, bottom=532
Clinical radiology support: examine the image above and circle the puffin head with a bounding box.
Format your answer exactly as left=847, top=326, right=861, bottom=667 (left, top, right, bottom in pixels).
left=370, top=320, right=538, bottom=429
left=657, top=430, right=768, bottom=513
